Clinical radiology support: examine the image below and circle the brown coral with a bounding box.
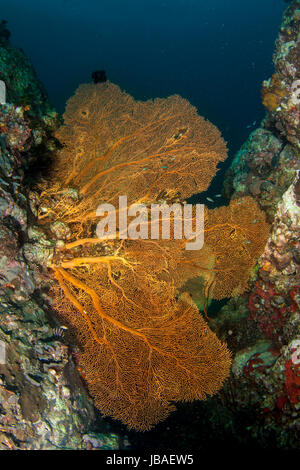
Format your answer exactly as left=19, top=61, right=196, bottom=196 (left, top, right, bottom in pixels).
left=41, top=82, right=269, bottom=430
left=262, top=73, right=288, bottom=112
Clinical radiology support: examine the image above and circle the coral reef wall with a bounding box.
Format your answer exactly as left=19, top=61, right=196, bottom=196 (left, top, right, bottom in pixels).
left=0, top=26, right=122, bottom=450
left=224, top=1, right=299, bottom=221
left=216, top=0, right=300, bottom=449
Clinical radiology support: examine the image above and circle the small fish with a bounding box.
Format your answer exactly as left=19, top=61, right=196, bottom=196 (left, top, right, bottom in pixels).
left=206, top=197, right=214, bottom=203
left=52, top=325, right=68, bottom=339
left=215, top=194, right=222, bottom=197
left=246, top=120, right=257, bottom=129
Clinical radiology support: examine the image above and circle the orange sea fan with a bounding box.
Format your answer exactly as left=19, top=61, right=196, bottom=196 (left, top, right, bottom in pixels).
left=41, top=82, right=269, bottom=430
left=50, top=81, right=227, bottom=232
left=52, top=247, right=231, bottom=431
left=204, top=197, right=270, bottom=299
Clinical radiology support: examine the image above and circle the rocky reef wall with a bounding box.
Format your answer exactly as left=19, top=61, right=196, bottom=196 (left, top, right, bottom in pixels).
left=216, top=0, right=300, bottom=449
left=0, top=24, right=123, bottom=450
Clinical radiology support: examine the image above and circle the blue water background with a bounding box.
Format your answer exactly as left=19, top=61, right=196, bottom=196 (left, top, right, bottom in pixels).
left=2, top=0, right=286, bottom=171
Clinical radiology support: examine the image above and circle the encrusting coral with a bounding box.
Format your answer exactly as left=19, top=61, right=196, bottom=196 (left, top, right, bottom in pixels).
left=262, top=73, right=288, bottom=112
left=39, top=81, right=270, bottom=430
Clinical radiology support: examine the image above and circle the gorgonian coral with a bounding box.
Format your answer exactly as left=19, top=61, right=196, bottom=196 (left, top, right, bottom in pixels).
left=39, top=82, right=269, bottom=430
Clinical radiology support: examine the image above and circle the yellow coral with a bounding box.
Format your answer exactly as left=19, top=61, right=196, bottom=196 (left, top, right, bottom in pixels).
left=262, top=73, right=287, bottom=111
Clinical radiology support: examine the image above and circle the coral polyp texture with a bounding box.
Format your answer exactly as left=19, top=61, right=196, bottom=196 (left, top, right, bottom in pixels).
left=41, top=82, right=269, bottom=430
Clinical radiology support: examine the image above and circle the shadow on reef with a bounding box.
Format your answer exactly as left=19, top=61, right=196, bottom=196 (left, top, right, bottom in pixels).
left=101, top=398, right=281, bottom=452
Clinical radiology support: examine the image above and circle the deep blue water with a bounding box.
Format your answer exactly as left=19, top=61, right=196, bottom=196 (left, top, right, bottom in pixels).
left=2, top=0, right=285, bottom=165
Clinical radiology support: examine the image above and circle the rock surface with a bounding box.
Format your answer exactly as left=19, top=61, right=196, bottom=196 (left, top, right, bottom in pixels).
left=0, top=27, right=122, bottom=450
left=216, top=0, right=300, bottom=449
